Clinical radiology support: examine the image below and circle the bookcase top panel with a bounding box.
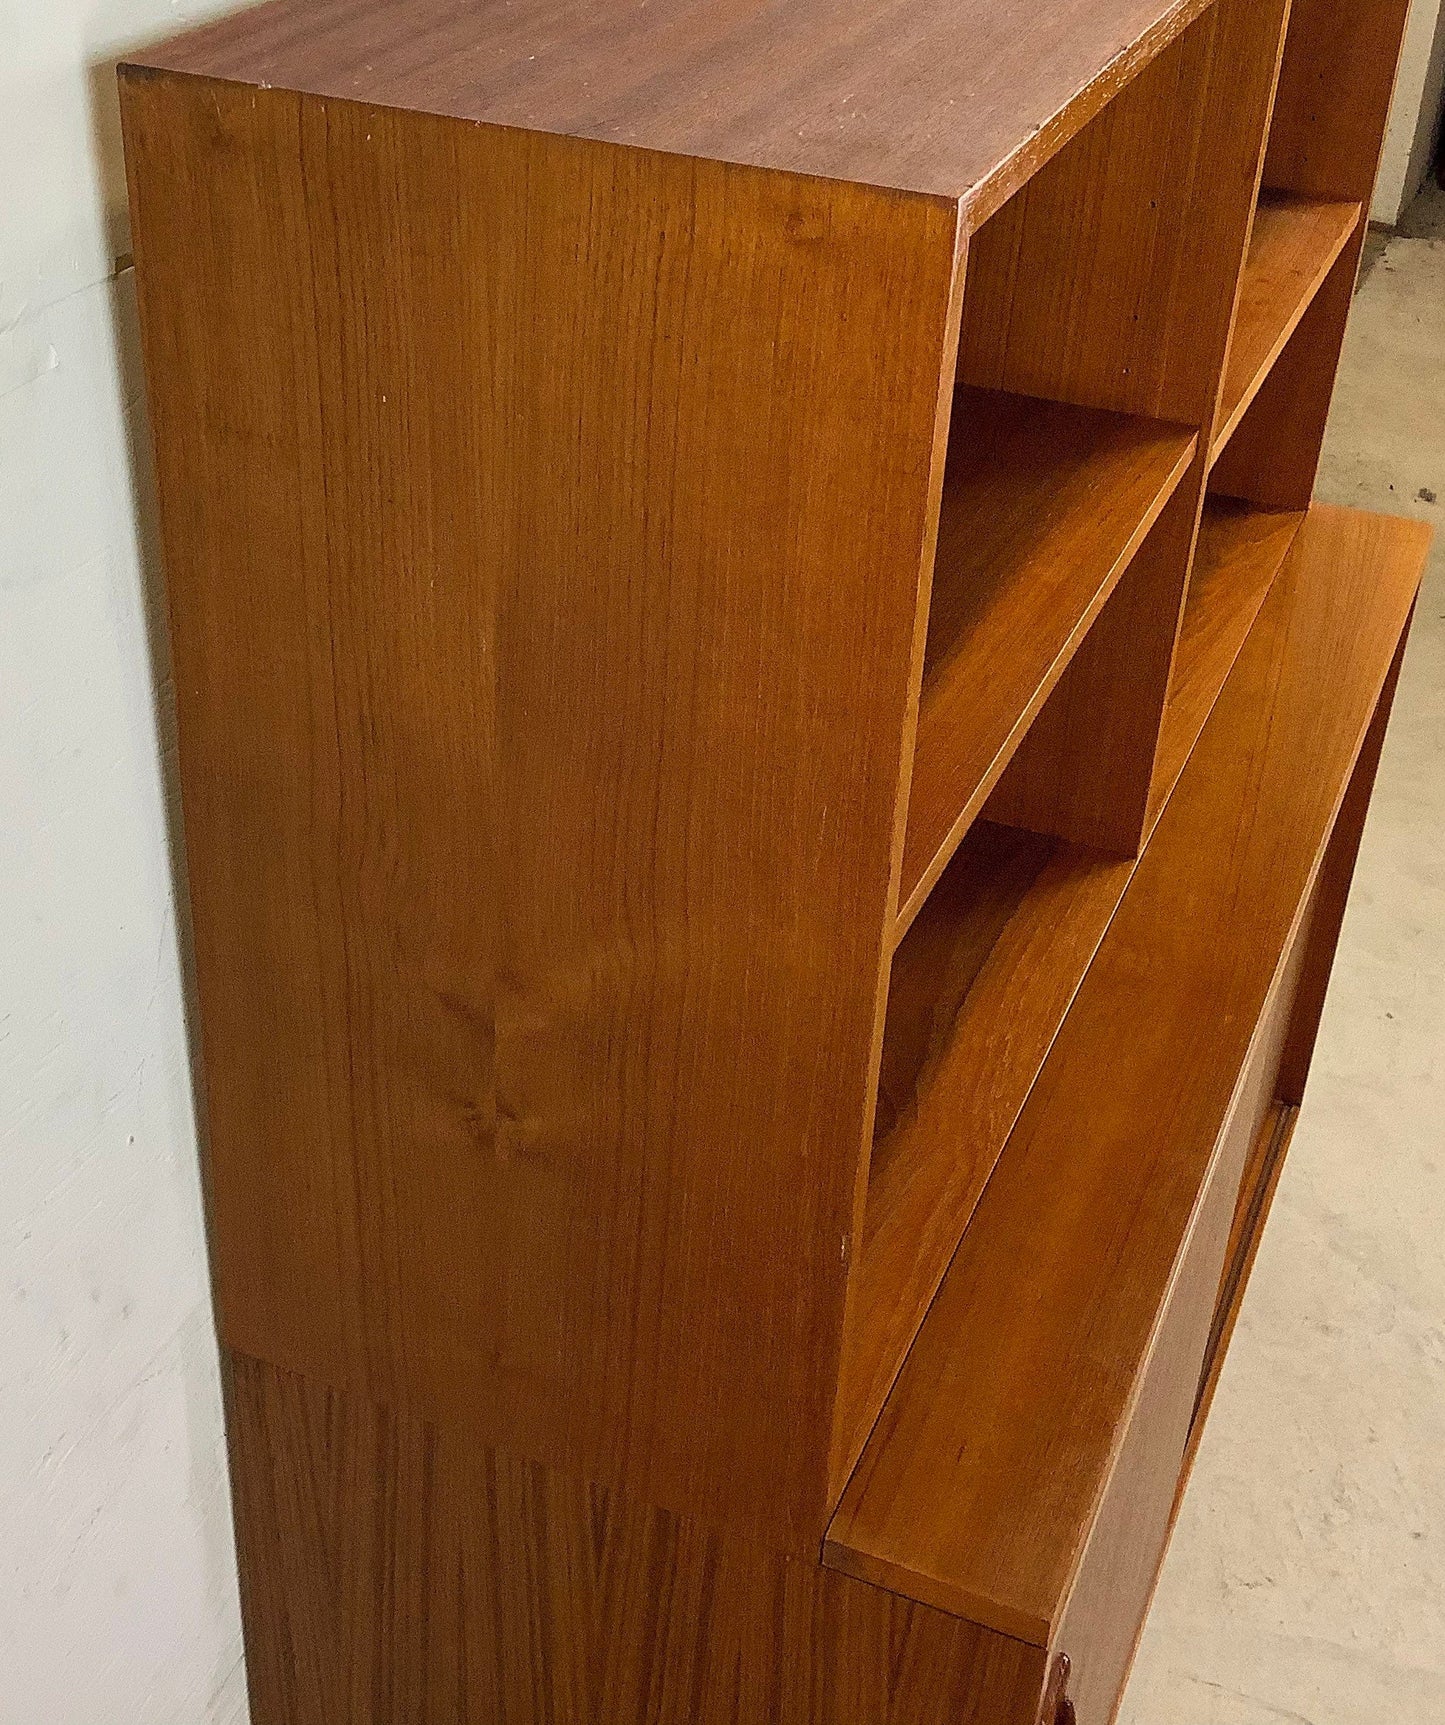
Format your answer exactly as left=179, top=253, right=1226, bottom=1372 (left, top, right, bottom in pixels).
left=127, top=0, right=1215, bottom=213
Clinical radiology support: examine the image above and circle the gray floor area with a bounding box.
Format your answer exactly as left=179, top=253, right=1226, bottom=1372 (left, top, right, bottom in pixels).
left=1120, top=202, right=1445, bottom=1723
left=1399, top=182, right=1445, bottom=240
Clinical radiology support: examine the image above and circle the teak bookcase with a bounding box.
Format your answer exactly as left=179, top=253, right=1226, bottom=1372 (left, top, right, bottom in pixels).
left=121, top=0, right=1430, bottom=1720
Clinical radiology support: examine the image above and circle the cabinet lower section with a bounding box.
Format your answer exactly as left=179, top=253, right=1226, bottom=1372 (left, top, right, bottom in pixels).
left=224, top=1351, right=1049, bottom=1725
left=220, top=888, right=1331, bottom=1725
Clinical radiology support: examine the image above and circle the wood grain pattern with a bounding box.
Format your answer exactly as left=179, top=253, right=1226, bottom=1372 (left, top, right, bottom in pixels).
left=1190, top=1102, right=1298, bottom=1463
left=1149, top=497, right=1303, bottom=819
left=897, top=391, right=1194, bottom=924
left=956, top=0, right=1290, bottom=858
left=1052, top=878, right=1315, bottom=1725
left=956, top=0, right=1289, bottom=427
left=1210, top=0, right=1413, bottom=505
left=1164, top=1102, right=1307, bottom=1705
left=984, top=477, right=1198, bottom=853
left=125, top=0, right=1219, bottom=215
left=1264, top=0, right=1418, bottom=204
left=1211, top=192, right=1361, bottom=461
left=226, top=1350, right=1050, bottom=1725
left=1208, top=233, right=1362, bottom=510
left=835, top=824, right=1136, bottom=1491
left=121, top=0, right=1425, bottom=1716
left=826, top=504, right=1427, bottom=1644
left=1276, top=623, right=1413, bottom=1104
left=122, top=68, right=961, bottom=1554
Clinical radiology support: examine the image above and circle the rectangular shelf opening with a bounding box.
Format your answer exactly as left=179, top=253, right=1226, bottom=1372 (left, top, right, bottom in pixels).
left=898, top=386, right=1194, bottom=931
left=834, top=818, right=1136, bottom=1486
left=1211, top=190, right=1360, bottom=463
left=1150, top=495, right=1304, bottom=820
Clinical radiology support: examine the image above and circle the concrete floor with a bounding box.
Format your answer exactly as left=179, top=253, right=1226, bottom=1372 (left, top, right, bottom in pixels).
left=1120, top=208, right=1445, bottom=1722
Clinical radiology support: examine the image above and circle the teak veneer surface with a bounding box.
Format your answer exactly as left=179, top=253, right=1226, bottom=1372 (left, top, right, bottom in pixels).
left=1212, top=191, right=1360, bottom=459
left=1264, top=0, right=1420, bottom=205
left=951, top=0, right=1295, bottom=864
left=838, top=824, right=1135, bottom=1486
left=1049, top=902, right=1315, bottom=1725
left=954, top=0, right=1291, bottom=426
left=1209, top=0, right=1413, bottom=510
left=899, top=390, right=1194, bottom=925
left=121, top=68, right=961, bottom=1556
left=1150, top=496, right=1303, bottom=814
left=826, top=503, right=1428, bottom=1644
left=227, top=1350, right=1050, bottom=1725
left=127, top=0, right=1220, bottom=214
left=1276, top=627, right=1412, bottom=1107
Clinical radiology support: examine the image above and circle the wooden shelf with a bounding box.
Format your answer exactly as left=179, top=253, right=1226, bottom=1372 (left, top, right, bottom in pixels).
left=1211, top=191, right=1361, bottom=462
left=898, top=389, right=1195, bottom=931
left=827, top=504, right=1428, bottom=1645
left=1149, top=496, right=1304, bottom=819
left=837, top=822, right=1135, bottom=1481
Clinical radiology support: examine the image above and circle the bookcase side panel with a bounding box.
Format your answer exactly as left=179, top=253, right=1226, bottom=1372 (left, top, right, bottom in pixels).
left=121, top=69, right=958, bottom=1553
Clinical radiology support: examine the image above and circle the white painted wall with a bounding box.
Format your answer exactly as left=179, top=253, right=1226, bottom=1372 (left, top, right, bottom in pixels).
left=1, top=3, right=249, bottom=1720
left=1375, top=0, right=1445, bottom=225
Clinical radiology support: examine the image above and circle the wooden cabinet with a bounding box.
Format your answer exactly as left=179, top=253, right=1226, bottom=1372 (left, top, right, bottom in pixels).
left=120, top=0, right=1428, bottom=1719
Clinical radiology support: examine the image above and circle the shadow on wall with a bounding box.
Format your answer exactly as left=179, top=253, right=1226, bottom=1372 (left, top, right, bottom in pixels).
left=84, top=12, right=249, bottom=1671
left=81, top=15, right=240, bottom=1142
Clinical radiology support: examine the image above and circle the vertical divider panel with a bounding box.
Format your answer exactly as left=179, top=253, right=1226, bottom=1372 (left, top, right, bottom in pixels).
left=984, top=481, right=1200, bottom=852
left=1262, top=0, right=1419, bottom=203
left=1209, top=237, right=1358, bottom=508
left=960, top=0, right=1292, bottom=855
